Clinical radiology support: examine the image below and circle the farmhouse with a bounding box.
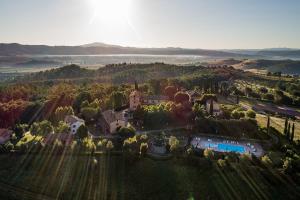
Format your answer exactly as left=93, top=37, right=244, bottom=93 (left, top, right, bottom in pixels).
left=129, top=89, right=168, bottom=111
left=64, top=115, right=85, bottom=135
left=100, top=110, right=129, bottom=134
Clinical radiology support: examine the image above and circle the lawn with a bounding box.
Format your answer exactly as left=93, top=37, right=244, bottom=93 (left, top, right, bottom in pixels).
left=256, top=114, right=300, bottom=140
left=0, top=153, right=299, bottom=200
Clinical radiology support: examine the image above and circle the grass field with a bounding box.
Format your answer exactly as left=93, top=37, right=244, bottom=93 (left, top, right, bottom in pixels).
left=0, top=153, right=299, bottom=200
left=256, top=114, right=300, bottom=140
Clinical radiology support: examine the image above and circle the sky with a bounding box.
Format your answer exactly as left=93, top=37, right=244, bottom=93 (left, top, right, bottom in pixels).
left=0, top=0, right=300, bottom=49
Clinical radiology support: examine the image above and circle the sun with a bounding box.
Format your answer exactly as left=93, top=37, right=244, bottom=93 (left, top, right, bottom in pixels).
left=90, top=0, right=131, bottom=25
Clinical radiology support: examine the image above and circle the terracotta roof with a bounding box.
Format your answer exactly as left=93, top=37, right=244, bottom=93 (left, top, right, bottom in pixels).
left=130, top=90, right=141, bottom=97
left=64, top=115, right=84, bottom=124
left=102, top=110, right=124, bottom=124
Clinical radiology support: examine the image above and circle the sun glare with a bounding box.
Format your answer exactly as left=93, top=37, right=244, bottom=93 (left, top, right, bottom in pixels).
left=90, top=0, right=131, bottom=25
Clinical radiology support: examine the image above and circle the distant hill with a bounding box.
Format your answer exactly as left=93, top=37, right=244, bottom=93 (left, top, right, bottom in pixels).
left=217, top=59, right=300, bottom=75
left=0, top=43, right=242, bottom=57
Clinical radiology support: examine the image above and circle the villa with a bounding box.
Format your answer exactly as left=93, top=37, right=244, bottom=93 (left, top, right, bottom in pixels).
left=64, top=115, right=85, bottom=135
left=129, top=88, right=168, bottom=111
left=100, top=109, right=130, bottom=134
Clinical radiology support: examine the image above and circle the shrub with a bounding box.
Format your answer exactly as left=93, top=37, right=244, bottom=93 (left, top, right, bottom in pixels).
left=106, top=141, right=114, bottom=151
left=169, top=136, right=180, bottom=152
left=203, top=148, right=214, bottom=159
left=246, top=109, right=256, bottom=118
left=231, top=109, right=245, bottom=119
left=217, top=159, right=227, bottom=168
left=261, top=155, right=273, bottom=167
left=140, top=143, right=148, bottom=156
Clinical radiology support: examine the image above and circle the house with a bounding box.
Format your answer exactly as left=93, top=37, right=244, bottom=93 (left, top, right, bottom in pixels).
left=0, top=129, right=13, bottom=144
left=100, top=110, right=128, bottom=134
left=206, top=99, right=222, bottom=116
left=129, top=89, right=168, bottom=111
left=64, top=115, right=85, bottom=135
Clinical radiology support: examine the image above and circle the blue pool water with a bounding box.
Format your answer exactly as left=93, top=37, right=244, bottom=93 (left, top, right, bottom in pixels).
left=204, top=142, right=245, bottom=153
left=217, top=143, right=245, bottom=153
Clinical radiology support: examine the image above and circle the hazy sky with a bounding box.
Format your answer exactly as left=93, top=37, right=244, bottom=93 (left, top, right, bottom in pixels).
left=0, top=0, right=300, bottom=49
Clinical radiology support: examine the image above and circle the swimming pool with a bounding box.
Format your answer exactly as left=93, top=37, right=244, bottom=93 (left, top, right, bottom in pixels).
left=217, top=143, right=245, bottom=153
left=204, top=142, right=245, bottom=153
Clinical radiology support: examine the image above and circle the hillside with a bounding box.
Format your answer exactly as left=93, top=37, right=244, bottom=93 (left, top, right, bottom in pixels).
left=212, top=59, right=300, bottom=75
left=0, top=43, right=240, bottom=57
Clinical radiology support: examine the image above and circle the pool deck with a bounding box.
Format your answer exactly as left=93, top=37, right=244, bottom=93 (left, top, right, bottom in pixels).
left=191, top=135, right=264, bottom=157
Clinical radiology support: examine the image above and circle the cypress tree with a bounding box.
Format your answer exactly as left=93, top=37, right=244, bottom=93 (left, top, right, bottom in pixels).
left=287, top=123, right=291, bottom=140
left=134, top=81, right=139, bottom=91
left=267, top=115, right=270, bottom=135
left=209, top=99, right=214, bottom=116
left=291, top=123, right=295, bottom=142
left=284, top=117, right=288, bottom=135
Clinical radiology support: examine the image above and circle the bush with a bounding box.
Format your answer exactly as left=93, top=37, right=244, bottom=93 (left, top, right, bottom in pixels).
left=203, top=148, right=214, bottom=159
left=231, top=109, right=245, bottom=119
left=246, top=109, right=256, bottom=118
left=261, top=155, right=273, bottom=167
left=106, top=141, right=114, bottom=151
left=140, top=143, right=148, bottom=156
left=217, top=159, right=227, bottom=168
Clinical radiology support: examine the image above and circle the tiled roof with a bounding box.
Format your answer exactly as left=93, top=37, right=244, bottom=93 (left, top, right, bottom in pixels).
left=102, top=110, right=124, bottom=124
left=64, top=115, right=84, bottom=124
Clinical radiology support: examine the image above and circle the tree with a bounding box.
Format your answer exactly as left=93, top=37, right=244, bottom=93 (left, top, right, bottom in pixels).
left=236, top=95, right=240, bottom=104
left=282, top=157, right=293, bottom=174
left=261, top=155, right=272, bottom=167
left=134, top=80, right=139, bottom=90
left=209, top=99, right=214, bottom=116
left=148, top=79, right=161, bottom=95
left=81, top=107, right=98, bottom=121
left=169, top=136, right=180, bottom=152
left=30, top=120, right=54, bottom=136
left=164, top=86, right=177, bottom=100
left=203, top=148, right=214, bottom=159
left=284, top=117, right=288, bottom=136
left=117, top=127, right=136, bottom=138
left=140, top=143, right=148, bottom=156
left=76, top=125, right=88, bottom=140
left=73, top=91, right=92, bottom=113
left=55, top=106, right=74, bottom=122
left=109, top=91, right=127, bottom=109
left=56, top=121, right=70, bottom=134
left=267, top=115, right=270, bottom=135
left=287, top=122, right=291, bottom=140
left=106, top=141, right=114, bottom=151
left=174, top=92, right=190, bottom=104
left=291, top=123, right=295, bottom=142
left=14, top=123, right=29, bottom=138
left=192, top=103, right=205, bottom=118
